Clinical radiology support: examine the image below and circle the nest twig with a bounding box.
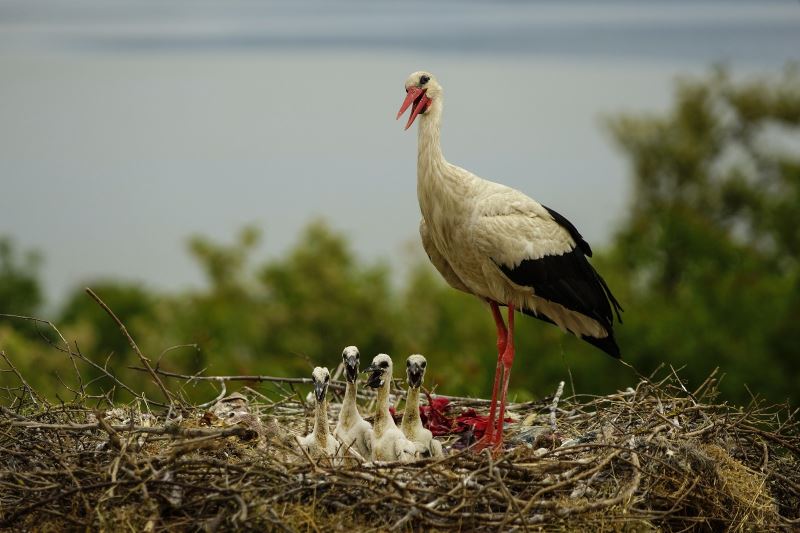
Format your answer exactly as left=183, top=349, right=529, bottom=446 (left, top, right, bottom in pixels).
left=1, top=368, right=798, bottom=531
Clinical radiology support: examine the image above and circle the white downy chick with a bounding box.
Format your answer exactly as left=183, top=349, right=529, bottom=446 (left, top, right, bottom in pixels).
left=297, top=367, right=339, bottom=461
left=364, top=353, right=417, bottom=462
left=401, top=354, right=444, bottom=458
left=333, top=345, right=373, bottom=460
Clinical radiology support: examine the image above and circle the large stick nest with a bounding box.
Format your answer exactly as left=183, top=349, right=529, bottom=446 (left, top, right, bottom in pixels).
left=2, top=363, right=798, bottom=532
left=1, top=306, right=799, bottom=531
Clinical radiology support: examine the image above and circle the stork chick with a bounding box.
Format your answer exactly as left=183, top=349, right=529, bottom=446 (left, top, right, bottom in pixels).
left=334, top=345, right=373, bottom=459
left=364, top=354, right=417, bottom=462
left=297, top=367, right=339, bottom=461
left=401, top=354, right=444, bottom=458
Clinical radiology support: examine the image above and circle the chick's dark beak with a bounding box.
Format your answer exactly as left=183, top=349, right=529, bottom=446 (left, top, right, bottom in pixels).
left=344, top=356, right=359, bottom=382
left=314, top=382, right=327, bottom=403
left=407, top=363, right=424, bottom=388
left=364, top=364, right=385, bottom=389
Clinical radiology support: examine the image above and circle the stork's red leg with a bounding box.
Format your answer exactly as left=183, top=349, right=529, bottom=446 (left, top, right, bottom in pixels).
left=494, top=303, right=516, bottom=448
left=490, top=301, right=509, bottom=355
left=476, top=301, right=507, bottom=451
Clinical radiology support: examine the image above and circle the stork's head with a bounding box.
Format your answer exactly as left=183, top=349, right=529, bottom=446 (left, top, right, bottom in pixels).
left=341, top=345, right=361, bottom=383
left=397, top=71, right=441, bottom=130
left=311, top=366, right=331, bottom=403
left=405, top=354, right=427, bottom=389
left=364, top=353, right=393, bottom=389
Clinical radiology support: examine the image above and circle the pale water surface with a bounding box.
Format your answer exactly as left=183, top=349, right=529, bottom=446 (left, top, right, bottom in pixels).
left=1, top=0, right=798, bottom=307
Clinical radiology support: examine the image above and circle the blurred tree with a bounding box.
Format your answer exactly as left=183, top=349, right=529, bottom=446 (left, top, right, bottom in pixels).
left=55, top=282, right=159, bottom=399
left=258, top=220, right=398, bottom=375
left=397, top=262, right=496, bottom=397
left=0, top=237, right=45, bottom=342
left=605, top=66, right=800, bottom=403
left=0, top=237, right=43, bottom=316
left=188, top=225, right=261, bottom=297
left=59, top=282, right=156, bottom=358
left=164, top=221, right=399, bottom=380
left=173, top=225, right=266, bottom=371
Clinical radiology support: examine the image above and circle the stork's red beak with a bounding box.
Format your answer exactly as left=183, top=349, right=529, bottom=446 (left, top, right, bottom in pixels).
left=397, top=87, right=432, bottom=130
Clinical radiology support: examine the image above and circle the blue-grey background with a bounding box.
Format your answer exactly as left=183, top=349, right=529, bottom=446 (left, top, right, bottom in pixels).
left=2, top=0, right=799, bottom=308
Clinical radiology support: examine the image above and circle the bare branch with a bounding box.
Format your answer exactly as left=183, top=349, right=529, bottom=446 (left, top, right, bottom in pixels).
left=84, top=288, right=175, bottom=407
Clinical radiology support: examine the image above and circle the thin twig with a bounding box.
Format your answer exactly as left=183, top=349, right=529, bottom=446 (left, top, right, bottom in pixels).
left=549, top=381, right=564, bottom=432
left=84, top=288, right=175, bottom=406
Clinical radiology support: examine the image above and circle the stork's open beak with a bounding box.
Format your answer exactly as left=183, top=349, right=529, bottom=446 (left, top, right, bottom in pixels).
left=407, top=363, right=424, bottom=389
left=364, top=364, right=385, bottom=389
left=344, top=355, right=359, bottom=383
left=314, top=382, right=327, bottom=403
left=397, top=87, right=431, bottom=130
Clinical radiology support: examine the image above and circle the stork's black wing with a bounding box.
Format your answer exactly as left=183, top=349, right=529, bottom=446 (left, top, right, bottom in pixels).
left=497, top=205, right=623, bottom=358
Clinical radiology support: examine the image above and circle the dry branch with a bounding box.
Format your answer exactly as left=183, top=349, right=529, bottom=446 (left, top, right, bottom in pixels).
left=84, top=288, right=175, bottom=406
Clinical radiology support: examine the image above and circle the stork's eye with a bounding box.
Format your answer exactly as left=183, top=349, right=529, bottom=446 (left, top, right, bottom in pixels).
left=420, top=75, right=430, bottom=85
left=406, top=360, right=411, bottom=367
left=421, top=362, right=427, bottom=368
left=325, top=375, right=330, bottom=382
left=379, top=361, right=389, bottom=369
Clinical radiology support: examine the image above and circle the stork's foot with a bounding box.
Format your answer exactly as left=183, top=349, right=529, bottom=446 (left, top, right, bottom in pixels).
left=473, top=433, right=505, bottom=454
left=472, top=435, right=492, bottom=453
left=472, top=421, right=507, bottom=453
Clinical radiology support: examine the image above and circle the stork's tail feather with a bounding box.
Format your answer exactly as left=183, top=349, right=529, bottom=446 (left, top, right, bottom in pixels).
left=519, top=307, right=622, bottom=359
left=580, top=332, right=621, bottom=359
left=591, top=265, right=624, bottom=324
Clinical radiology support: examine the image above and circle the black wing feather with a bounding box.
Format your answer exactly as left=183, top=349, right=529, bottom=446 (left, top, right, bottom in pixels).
left=495, top=207, right=623, bottom=358
left=543, top=205, right=592, bottom=257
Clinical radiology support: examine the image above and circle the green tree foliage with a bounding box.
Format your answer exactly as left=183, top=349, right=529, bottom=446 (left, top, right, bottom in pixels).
left=0, top=238, right=44, bottom=343
left=169, top=225, right=266, bottom=373
left=604, top=66, right=800, bottom=402
left=257, top=220, right=397, bottom=375
left=0, top=238, right=42, bottom=317
left=398, top=263, right=496, bottom=397
left=165, top=221, right=400, bottom=379
left=59, top=282, right=157, bottom=359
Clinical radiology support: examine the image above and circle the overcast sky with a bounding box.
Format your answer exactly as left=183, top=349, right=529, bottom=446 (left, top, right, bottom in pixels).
left=1, top=0, right=799, bottom=309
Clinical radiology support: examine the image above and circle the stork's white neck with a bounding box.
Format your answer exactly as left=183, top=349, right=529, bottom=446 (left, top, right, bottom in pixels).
left=416, top=98, right=472, bottom=218
left=340, top=381, right=360, bottom=423
left=373, top=376, right=396, bottom=436
left=401, top=386, right=422, bottom=434
left=313, top=397, right=329, bottom=446
left=417, top=100, right=446, bottom=175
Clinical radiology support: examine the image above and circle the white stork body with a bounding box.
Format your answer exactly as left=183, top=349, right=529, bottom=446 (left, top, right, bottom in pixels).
left=398, top=71, right=622, bottom=449
left=419, top=172, right=609, bottom=341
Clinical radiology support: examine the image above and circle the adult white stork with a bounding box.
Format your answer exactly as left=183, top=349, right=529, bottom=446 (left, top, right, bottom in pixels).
left=396, top=71, right=623, bottom=450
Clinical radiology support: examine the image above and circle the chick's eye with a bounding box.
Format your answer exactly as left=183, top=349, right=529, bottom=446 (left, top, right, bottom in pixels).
left=325, top=375, right=330, bottom=382
left=406, top=360, right=411, bottom=367
left=421, top=362, right=427, bottom=368
left=420, top=75, right=430, bottom=85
